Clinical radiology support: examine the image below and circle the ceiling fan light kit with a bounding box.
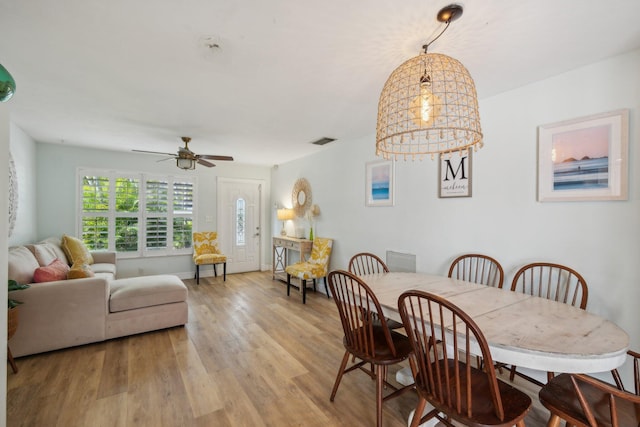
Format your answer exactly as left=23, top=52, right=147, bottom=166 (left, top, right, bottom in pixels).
left=375, top=4, right=483, bottom=161
left=133, top=136, right=234, bottom=170
left=177, top=157, right=196, bottom=170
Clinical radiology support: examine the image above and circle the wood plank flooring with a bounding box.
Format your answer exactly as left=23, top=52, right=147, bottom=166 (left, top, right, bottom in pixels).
left=7, top=271, right=549, bottom=426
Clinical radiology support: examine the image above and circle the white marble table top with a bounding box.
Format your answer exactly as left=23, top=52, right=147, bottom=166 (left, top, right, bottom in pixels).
left=359, top=272, right=629, bottom=373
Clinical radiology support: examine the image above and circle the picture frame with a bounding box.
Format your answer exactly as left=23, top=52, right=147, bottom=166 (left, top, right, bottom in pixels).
left=537, top=109, right=629, bottom=202
left=438, top=150, right=472, bottom=198
left=365, top=160, right=394, bottom=206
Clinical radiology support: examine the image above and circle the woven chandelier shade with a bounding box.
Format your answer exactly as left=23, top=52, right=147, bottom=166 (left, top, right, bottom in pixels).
left=376, top=52, right=483, bottom=160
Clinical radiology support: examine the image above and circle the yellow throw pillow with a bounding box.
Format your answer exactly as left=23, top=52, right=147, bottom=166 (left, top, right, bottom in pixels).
left=61, top=235, right=94, bottom=265
left=67, top=262, right=95, bottom=279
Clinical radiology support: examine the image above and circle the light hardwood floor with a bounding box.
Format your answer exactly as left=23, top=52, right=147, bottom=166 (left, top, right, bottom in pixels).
left=7, top=271, right=550, bottom=427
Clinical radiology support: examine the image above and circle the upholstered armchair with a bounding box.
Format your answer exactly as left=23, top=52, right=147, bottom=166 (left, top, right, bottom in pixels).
left=285, top=237, right=333, bottom=304
left=192, top=232, right=227, bottom=284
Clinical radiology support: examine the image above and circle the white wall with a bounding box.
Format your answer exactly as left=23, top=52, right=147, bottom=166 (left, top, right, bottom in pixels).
left=8, top=124, right=37, bottom=246
left=271, top=49, right=640, bottom=373
left=36, top=143, right=273, bottom=278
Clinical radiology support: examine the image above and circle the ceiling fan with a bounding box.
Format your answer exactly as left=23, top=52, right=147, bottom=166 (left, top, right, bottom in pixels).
left=133, top=136, right=234, bottom=170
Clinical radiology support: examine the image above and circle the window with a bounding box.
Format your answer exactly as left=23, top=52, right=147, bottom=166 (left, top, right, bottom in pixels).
left=78, top=169, right=196, bottom=257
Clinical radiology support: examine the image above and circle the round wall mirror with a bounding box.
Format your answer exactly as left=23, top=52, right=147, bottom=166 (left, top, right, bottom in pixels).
left=297, top=190, right=306, bottom=206
left=292, top=178, right=312, bottom=218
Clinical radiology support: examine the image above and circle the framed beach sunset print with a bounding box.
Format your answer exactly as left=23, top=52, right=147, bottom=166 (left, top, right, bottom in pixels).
left=366, top=160, right=394, bottom=206
left=537, top=110, right=628, bottom=202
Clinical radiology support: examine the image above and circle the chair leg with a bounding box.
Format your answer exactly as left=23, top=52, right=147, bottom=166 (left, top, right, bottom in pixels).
left=196, top=265, right=200, bottom=285
left=410, top=398, right=428, bottom=427
left=375, top=364, right=384, bottom=427
left=312, top=278, right=317, bottom=292
left=213, top=264, right=218, bottom=277
left=302, top=280, right=307, bottom=304
left=7, top=346, right=17, bottom=373
left=330, top=350, right=351, bottom=401
left=323, top=276, right=330, bottom=298
left=287, top=274, right=292, bottom=296
left=509, top=364, right=517, bottom=381
left=223, top=262, right=226, bottom=281
left=546, top=414, right=562, bottom=427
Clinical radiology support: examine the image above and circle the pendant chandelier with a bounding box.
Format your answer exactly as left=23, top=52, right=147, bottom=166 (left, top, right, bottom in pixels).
left=376, top=4, right=482, bottom=160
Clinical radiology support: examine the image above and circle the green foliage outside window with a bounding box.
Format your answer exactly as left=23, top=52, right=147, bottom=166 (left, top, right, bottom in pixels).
left=80, top=173, right=193, bottom=254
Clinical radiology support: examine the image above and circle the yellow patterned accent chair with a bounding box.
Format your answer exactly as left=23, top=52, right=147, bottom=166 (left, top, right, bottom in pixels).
left=192, top=232, right=227, bottom=284
left=285, top=237, right=333, bottom=304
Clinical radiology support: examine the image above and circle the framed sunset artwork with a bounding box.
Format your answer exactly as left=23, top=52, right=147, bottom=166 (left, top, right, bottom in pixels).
left=537, top=110, right=628, bottom=202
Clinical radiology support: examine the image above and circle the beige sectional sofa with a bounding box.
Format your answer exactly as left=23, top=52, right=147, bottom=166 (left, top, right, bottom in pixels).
left=8, top=237, right=188, bottom=357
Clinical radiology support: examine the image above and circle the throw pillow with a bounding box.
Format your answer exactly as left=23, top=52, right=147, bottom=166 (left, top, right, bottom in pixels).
left=8, top=246, right=40, bottom=284
left=67, top=262, right=95, bottom=280
left=28, top=243, right=59, bottom=267
left=33, top=258, right=70, bottom=283
left=61, top=235, right=94, bottom=265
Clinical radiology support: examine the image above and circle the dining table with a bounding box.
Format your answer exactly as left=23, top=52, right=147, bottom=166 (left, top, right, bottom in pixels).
left=358, top=272, right=630, bottom=374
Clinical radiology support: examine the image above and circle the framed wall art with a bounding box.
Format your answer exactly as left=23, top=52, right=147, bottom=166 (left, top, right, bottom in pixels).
left=537, top=109, right=629, bottom=202
left=365, top=160, right=394, bottom=206
left=438, top=150, right=472, bottom=198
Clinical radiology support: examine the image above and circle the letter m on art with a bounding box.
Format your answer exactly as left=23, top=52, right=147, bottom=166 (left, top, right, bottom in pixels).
left=443, top=155, right=468, bottom=181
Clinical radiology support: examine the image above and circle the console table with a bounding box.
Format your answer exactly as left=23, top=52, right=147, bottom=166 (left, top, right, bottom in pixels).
left=272, top=236, right=312, bottom=283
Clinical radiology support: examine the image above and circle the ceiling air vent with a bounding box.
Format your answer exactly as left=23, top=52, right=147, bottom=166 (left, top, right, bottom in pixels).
left=310, top=137, right=336, bottom=146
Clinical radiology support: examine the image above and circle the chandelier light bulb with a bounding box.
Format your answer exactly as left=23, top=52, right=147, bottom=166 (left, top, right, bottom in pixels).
left=420, top=75, right=433, bottom=122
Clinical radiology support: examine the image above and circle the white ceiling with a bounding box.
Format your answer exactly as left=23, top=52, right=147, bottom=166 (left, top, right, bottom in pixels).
left=2, top=0, right=639, bottom=166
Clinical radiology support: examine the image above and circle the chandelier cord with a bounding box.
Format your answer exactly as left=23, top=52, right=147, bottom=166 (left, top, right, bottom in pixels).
left=422, top=15, right=454, bottom=53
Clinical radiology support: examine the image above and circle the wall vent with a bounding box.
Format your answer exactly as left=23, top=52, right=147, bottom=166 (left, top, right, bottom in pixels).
left=311, top=137, right=336, bottom=146
left=386, top=250, right=416, bottom=273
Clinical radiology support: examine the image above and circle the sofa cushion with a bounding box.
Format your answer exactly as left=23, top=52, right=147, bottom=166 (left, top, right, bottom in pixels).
left=38, top=237, right=70, bottom=265
left=67, top=262, right=95, bottom=279
left=27, top=242, right=61, bottom=267
left=91, top=263, right=117, bottom=277
left=33, top=259, right=70, bottom=283
left=109, top=275, right=187, bottom=313
left=61, top=235, right=94, bottom=265
left=8, top=246, right=40, bottom=284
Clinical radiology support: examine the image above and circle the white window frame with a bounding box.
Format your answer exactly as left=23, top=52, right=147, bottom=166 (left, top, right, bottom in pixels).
left=77, top=168, right=197, bottom=258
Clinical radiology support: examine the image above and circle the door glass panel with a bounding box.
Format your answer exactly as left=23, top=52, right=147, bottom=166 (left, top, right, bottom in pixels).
left=236, top=198, right=245, bottom=246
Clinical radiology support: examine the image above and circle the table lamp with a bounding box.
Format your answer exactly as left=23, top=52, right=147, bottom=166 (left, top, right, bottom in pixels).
left=277, top=209, right=295, bottom=236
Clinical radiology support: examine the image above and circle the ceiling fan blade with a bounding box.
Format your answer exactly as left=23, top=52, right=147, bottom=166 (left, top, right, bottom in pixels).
left=156, top=157, right=174, bottom=163
left=132, top=149, right=176, bottom=156
left=197, top=159, right=216, bottom=167
left=199, top=154, right=234, bottom=161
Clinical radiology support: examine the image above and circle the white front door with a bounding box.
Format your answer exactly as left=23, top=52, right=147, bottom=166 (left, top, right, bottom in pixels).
left=217, top=178, right=262, bottom=273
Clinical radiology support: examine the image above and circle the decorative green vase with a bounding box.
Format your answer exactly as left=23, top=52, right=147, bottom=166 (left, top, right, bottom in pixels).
left=0, top=64, right=16, bottom=102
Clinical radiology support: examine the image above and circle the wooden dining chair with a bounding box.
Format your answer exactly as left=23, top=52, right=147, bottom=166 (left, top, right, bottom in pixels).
left=611, top=349, right=640, bottom=395
left=348, top=252, right=402, bottom=330
left=447, top=253, right=505, bottom=371
left=398, top=290, right=532, bottom=427
left=509, top=262, right=589, bottom=386
left=348, top=252, right=390, bottom=275
left=328, top=270, right=414, bottom=427
left=539, top=371, right=640, bottom=427
left=448, top=253, right=504, bottom=288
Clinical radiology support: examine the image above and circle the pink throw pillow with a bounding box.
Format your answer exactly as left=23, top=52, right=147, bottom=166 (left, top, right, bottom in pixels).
left=33, top=258, right=70, bottom=283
